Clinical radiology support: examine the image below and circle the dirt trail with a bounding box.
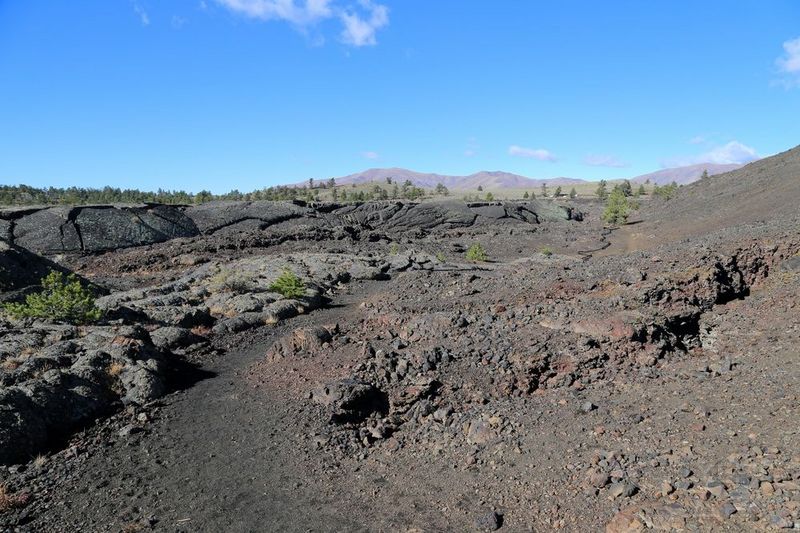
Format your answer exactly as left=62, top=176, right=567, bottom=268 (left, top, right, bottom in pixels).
left=8, top=282, right=394, bottom=532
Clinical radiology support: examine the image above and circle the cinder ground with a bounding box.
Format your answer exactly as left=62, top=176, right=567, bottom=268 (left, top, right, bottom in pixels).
left=1, top=147, right=799, bottom=532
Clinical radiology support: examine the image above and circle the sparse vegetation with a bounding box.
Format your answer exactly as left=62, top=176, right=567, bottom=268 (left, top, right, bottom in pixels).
left=540, top=246, right=553, bottom=257
left=465, top=243, right=488, bottom=262
left=435, top=251, right=446, bottom=262
left=652, top=181, right=679, bottom=200
left=208, top=268, right=251, bottom=294
left=269, top=269, right=307, bottom=299
left=389, top=243, right=399, bottom=255
left=569, top=188, right=577, bottom=199
left=3, top=271, right=102, bottom=324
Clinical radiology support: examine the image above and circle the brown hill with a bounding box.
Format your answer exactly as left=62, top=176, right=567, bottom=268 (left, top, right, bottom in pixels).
left=335, top=168, right=584, bottom=190
left=641, top=145, right=800, bottom=238
left=630, top=163, right=743, bottom=185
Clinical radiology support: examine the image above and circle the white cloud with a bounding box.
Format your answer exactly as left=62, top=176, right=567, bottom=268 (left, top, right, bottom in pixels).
left=583, top=154, right=627, bottom=168
left=215, top=0, right=388, bottom=46
left=172, top=15, right=187, bottom=28
left=774, top=37, right=800, bottom=88
left=361, top=151, right=379, bottom=160
left=508, top=145, right=557, bottom=162
left=215, top=0, right=331, bottom=25
left=663, top=141, right=760, bottom=167
left=689, top=136, right=706, bottom=145
left=132, top=1, right=150, bottom=26
left=339, top=0, right=389, bottom=47
left=777, top=37, right=800, bottom=74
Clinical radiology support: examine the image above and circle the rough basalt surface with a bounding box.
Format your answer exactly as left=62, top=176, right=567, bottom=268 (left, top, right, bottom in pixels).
left=0, top=147, right=799, bottom=532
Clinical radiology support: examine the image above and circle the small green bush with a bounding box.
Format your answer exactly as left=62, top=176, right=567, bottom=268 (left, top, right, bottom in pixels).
left=540, top=246, right=553, bottom=257
left=389, top=243, right=399, bottom=255
left=466, top=244, right=488, bottom=262
left=3, top=271, right=102, bottom=324
left=269, top=269, right=307, bottom=299
left=436, top=251, right=446, bottom=262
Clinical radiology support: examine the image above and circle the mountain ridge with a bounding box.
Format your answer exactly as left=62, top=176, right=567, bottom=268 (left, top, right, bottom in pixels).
left=330, top=163, right=746, bottom=190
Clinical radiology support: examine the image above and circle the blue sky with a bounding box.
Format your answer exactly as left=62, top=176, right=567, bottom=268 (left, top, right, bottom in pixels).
left=1, top=1, right=799, bottom=193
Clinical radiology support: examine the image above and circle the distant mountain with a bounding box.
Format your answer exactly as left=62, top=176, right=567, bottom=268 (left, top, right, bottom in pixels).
left=335, top=168, right=585, bottom=190
left=630, top=163, right=743, bottom=185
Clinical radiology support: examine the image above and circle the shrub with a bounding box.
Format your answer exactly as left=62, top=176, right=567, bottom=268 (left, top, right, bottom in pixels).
left=540, top=246, right=553, bottom=257
left=269, top=269, right=307, bottom=299
left=3, top=271, right=101, bottom=324
left=207, top=268, right=250, bottom=293
left=466, top=244, right=488, bottom=262
left=436, top=252, right=446, bottom=262
left=389, top=243, right=399, bottom=255
left=601, top=187, right=631, bottom=225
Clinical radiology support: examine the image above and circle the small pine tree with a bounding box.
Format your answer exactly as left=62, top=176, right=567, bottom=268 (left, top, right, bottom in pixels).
left=477, top=185, right=483, bottom=192
left=523, top=191, right=530, bottom=199
left=569, top=188, right=577, bottom=199
left=540, top=183, right=548, bottom=197
left=637, top=184, right=646, bottom=196
left=554, top=186, right=562, bottom=197
left=485, top=192, right=494, bottom=201
left=466, top=243, right=488, bottom=262
left=601, top=187, right=630, bottom=225
left=3, top=271, right=102, bottom=324
left=269, top=269, right=307, bottom=298
left=700, top=169, right=709, bottom=180
left=596, top=180, right=608, bottom=200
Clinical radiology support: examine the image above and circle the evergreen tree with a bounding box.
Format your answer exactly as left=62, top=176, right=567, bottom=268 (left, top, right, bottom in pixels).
left=596, top=180, right=608, bottom=200
left=601, top=187, right=630, bottom=225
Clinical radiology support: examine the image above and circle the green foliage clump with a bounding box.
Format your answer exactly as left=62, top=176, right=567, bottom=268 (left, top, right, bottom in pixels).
left=595, top=180, right=608, bottom=200
left=435, top=251, right=447, bottom=263
left=269, top=269, right=307, bottom=299
left=569, top=188, right=577, bottom=199
left=539, top=246, right=553, bottom=257
left=601, top=187, right=631, bottom=225
left=485, top=192, right=494, bottom=201
left=3, top=271, right=101, bottom=324
left=389, top=243, right=399, bottom=255
left=652, top=181, right=679, bottom=200
left=466, top=243, right=488, bottom=262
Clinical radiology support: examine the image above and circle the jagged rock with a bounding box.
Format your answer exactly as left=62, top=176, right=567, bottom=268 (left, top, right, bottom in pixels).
left=311, top=379, right=389, bottom=424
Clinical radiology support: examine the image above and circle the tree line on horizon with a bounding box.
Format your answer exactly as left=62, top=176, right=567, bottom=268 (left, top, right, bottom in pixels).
left=0, top=179, right=436, bottom=206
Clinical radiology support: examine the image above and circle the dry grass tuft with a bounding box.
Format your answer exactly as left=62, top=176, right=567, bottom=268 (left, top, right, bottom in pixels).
left=107, top=361, right=125, bottom=377
left=1, top=358, right=23, bottom=372
left=0, top=484, right=31, bottom=513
